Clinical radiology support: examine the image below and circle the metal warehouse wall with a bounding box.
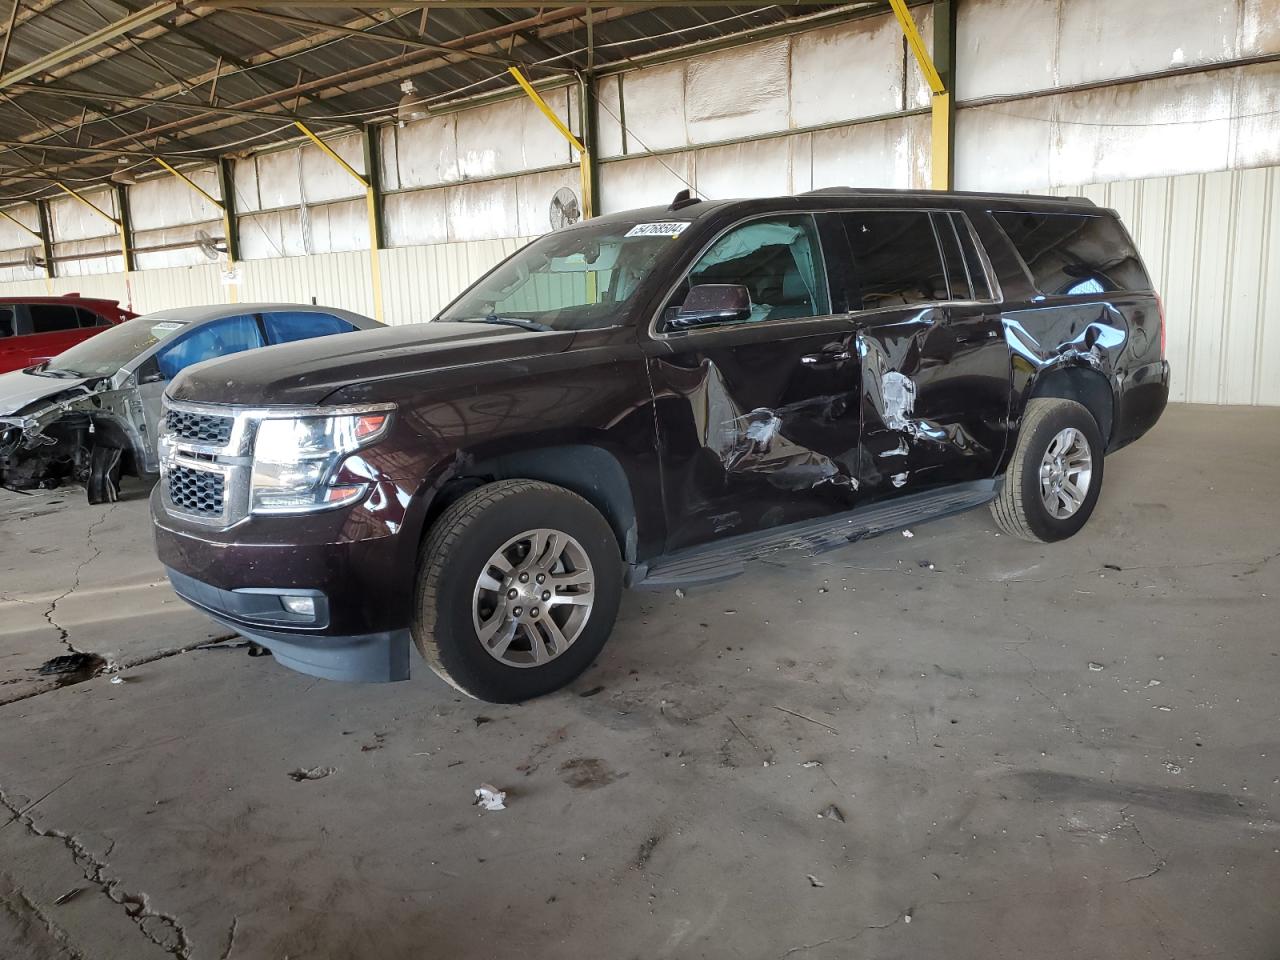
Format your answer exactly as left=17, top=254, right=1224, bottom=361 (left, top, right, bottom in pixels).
left=1, top=0, right=1278, bottom=405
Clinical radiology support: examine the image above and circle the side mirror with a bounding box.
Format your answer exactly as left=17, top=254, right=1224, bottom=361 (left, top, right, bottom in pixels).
left=668, top=284, right=752, bottom=330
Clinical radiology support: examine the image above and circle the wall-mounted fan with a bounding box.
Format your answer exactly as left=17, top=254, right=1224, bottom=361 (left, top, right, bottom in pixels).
left=549, top=187, right=581, bottom=231
left=194, top=228, right=226, bottom=261
left=21, top=247, right=44, bottom=272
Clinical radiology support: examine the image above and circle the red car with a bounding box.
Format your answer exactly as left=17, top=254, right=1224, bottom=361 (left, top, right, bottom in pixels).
left=0, top=294, right=137, bottom=373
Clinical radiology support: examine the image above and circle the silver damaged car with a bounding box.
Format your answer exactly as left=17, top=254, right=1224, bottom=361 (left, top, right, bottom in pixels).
left=0, top=303, right=380, bottom=502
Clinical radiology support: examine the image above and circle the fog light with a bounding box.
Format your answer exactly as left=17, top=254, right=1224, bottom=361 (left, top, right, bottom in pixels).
left=281, top=596, right=316, bottom=618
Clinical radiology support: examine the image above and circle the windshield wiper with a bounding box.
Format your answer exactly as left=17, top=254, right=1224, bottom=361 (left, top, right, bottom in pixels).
left=31, top=365, right=84, bottom=379
left=455, top=315, right=554, bottom=333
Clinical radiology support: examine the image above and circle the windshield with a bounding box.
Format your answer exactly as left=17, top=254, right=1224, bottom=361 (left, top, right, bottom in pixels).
left=438, top=217, right=688, bottom=331
left=38, top=315, right=187, bottom=378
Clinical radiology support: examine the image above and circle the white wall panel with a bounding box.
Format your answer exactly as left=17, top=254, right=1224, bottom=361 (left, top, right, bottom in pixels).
left=694, top=138, right=794, bottom=202
left=0, top=203, right=45, bottom=282
left=299, top=135, right=365, bottom=204
left=598, top=153, right=694, bottom=214
left=129, top=167, right=221, bottom=230
left=1052, top=165, right=1280, bottom=406
left=134, top=220, right=224, bottom=270
left=447, top=179, right=520, bottom=242
left=956, top=63, right=1280, bottom=191
left=810, top=115, right=932, bottom=190
left=957, top=0, right=1057, bottom=100
left=388, top=113, right=460, bottom=189
left=596, top=74, right=625, bottom=159
left=685, top=38, right=790, bottom=145
left=239, top=250, right=375, bottom=318
left=385, top=188, right=450, bottom=247
left=619, top=62, right=687, bottom=153
left=49, top=189, right=117, bottom=242
left=790, top=16, right=909, bottom=127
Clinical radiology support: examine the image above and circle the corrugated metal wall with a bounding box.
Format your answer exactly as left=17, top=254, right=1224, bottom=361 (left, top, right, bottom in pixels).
left=1053, top=166, right=1280, bottom=406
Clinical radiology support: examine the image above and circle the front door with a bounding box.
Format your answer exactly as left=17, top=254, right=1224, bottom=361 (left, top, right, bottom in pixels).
left=646, top=213, right=865, bottom=553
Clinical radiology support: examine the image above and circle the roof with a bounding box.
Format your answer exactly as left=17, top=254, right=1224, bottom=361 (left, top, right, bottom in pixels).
left=0, top=294, right=123, bottom=305
left=0, top=2, right=880, bottom=203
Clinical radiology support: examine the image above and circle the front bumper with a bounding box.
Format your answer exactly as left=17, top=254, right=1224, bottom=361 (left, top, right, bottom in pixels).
left=152, top=483, right=421, bottom=683
left=164, top=565, right=412, bottom=682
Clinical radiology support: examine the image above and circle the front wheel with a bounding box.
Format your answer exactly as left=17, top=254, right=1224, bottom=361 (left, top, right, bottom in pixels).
left=991, top=398, right=1104, bottom=542
left=413, top=480, right=622, bottom=702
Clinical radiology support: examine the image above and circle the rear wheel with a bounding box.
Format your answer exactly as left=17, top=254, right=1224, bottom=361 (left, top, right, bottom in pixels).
left=86, top=444, right=123, bottom=504
left=991, top=398, right=1104, bottom=542
left=413, top=480, right=622, bottom=702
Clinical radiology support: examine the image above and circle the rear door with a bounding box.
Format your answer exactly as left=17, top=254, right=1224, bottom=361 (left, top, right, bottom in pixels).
left=827, top=209, right=1010, bottom=496
left=646, top=212, right=865, bottom=552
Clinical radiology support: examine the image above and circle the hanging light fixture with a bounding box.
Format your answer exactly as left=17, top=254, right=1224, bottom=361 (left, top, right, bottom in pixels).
left=397, top=79, right=428, bottom=127
left=109, top=158, right=136, bottom=186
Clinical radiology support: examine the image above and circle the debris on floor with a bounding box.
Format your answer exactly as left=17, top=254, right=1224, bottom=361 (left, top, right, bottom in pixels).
left=578, top=685, right=605, bottom=698
left=675, top=588, right=685, bottom=598
left=474, top=783, right=507, bottom=811
left=110, top=674, right=126, bottom=684
left=807, top=875, right=825, bottom=888
left=36, top=652, right=105, bottom=676
left=288, top=765, right=336, bottom=782
left=53, top=887, right=84, bottom=906
left=819, top=804, right=846, bottom=823
left=1088, top=662, right=1105, bottom=672
left=902, top=529, right=914, bottom=538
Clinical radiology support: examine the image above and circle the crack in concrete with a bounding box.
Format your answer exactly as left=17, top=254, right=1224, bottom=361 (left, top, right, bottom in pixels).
left=41, top=506, right=116, bottom=658
left=1120, top=806, right=1168, bottom=883
left=218, top=915, right=239, bottom=960
left=778, top=912, right=905, bottom=958
left=0, top=786, right=192, bottom=959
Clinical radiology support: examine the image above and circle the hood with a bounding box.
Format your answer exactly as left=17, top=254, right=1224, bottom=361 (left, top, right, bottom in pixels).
left=168, top=321, right=580, bottom=407
left=0, top=368, right=94, bottom=416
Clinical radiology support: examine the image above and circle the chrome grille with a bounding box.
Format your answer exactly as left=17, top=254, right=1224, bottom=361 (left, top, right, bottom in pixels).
left=165, top=409, right=233, bottom=445
left=167, top=465, right=225, bottom=516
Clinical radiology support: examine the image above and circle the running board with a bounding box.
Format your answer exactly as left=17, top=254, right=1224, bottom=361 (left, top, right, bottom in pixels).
left=632, top=479, right=999, bottom=589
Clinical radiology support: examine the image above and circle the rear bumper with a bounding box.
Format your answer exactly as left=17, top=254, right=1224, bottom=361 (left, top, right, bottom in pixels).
left=164, top=566, right=411, bottom=682
left=1110, top=359, right=1170, bottom=451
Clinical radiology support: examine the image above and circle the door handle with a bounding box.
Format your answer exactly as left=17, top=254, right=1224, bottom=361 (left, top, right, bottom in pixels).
left=801, top=349, right=851, bottom=367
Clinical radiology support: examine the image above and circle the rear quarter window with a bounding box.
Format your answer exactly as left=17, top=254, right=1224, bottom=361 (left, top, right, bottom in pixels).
left=29, top=303, right=81, bottom=333
left=992, top=211, right=1151, bottom=296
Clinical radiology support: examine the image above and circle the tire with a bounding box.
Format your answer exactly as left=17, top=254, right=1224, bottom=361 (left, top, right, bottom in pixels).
left=991, top=398, right=1104, bottom=543
left=413, top=479, right=622, bottom=703
left=85, top=444, right=123, bottom=504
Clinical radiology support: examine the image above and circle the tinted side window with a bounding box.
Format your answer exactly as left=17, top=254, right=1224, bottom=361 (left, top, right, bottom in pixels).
left=0, top=307, right=14, bottom=338
left=155, top=314, right=264, bottom=380
left=29, top=304, right=81, bottom=333
left=992, top=211, right=1151, bottom=295
left=262, top=311, right=355, bottom=345
left=77, top=307, right=108, bottom=328
left=840, top=211, right=947, bottom=310
left=676, top=214, right=830, bottom=325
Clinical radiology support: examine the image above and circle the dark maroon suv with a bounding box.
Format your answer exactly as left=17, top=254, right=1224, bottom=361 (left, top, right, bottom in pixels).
left=153, top=189, right=1169, bottom=702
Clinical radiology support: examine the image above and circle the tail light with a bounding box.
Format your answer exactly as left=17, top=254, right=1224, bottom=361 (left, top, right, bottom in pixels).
left=1156, top=294, right=1166, bottom=358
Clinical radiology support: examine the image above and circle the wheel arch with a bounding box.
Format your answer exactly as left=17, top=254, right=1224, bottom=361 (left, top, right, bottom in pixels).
left=1023, top=364, right=1115, bottom=448
left=419, top=444, right=641, bottom=565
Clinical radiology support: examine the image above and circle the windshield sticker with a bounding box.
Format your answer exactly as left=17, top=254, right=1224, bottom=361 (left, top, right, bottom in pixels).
left=625, top=221, right=690, bottom=238
left=150, top=321, right=184, bottom=336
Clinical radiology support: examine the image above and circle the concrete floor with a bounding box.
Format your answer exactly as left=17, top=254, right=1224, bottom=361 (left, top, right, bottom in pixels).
left=0, top=403, right=1276, bottom=960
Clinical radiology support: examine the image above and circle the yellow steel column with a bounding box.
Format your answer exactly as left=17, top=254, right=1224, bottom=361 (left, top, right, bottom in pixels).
left=154, top=157, right=239, bottom=302
left=294, top=121, right=384, bottom=322
left=508, top=66, right=592, bottom=219
left=887, top=0, right=950, bottom=191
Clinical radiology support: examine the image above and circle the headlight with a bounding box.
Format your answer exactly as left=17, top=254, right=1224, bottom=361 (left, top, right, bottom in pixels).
left=250, top=406, right=393, bottom=514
